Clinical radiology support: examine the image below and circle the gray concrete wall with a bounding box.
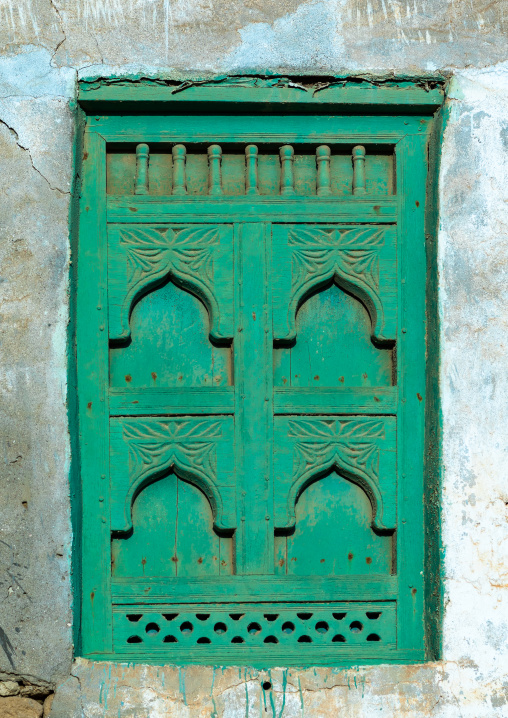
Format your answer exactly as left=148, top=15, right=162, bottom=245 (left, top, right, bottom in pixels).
left=0, top=1, right=507, bottom=716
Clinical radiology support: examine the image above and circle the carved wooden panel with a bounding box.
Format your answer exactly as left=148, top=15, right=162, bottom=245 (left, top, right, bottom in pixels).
left=272, top=225, right=397, bottom=343
left=110, top=417, right=235, bottom=533
left=273, top=416, right=396, bottom=532
left=108, top=224, right=234, bottom=342
left=78, top=104, right=431, bottom=665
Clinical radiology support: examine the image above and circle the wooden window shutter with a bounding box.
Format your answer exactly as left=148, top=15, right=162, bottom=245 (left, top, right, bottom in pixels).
left=76, top=81, right=442, bottom=664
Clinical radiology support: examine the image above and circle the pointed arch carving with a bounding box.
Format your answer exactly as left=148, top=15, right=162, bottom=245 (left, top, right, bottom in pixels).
left=110, top=418, right=236, bottom=533
left=279, top=226, right=394, bottom=343
left=108, top=225, right=233, bottom=342
left=279, top=418, right=395, bottom=532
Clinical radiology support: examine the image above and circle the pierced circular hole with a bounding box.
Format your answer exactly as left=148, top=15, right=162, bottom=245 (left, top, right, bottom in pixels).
left=180, top=621, right=193, bottom=634
left=264, top=614, right=279, bottom=622
left=231, top=636, right=245, bottom=643
left=195, top=613, right=210, bottom=621
left=264, top=636, right=279, bottom=644
left=366, top=612, right=381, bottom=620
left=332, top=612, right=346, bottom=620
left=297, top=635, right=312, bottom=643
left=349, top=621, right=363, bottom=634
left=127, top=635, right=142, bottom=643
left=197, top=637, right=211, bottom=644
left=315, top=621, right=329, bottom=634
left=282, top=621, right=295, bottom=634
left=163, top=635, right=177, bottom=643
left=229, top=613, right=244, bottom=621
left=262, top=681, right=272, bottom=690
left=145, top=622, right=160, bottom=636
left=332, top=634, right=346, bottom=643
left=162, top=613, right=178, bottom=621
left=247, top=622, right=262, bottom=635
left=297, top=613, right=313, bottom=620
left=126, top=614, right=143, bottom=623
left=367, top=633, right=381, bottom=642
left=214, top=622, right=227, bottom=634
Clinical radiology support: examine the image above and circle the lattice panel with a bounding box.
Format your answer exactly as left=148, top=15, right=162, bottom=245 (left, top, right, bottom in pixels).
left=113, top=603, right=396, bottom=650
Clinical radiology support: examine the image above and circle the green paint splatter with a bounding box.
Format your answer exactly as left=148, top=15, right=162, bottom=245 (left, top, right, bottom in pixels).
left=179, top=666, right=187, bottom=706
left=277, top=669, right=287, bottom=718
left=298, top=677, right=304, bottom=716
left=244, top=667, right=249, bottom=718
left=210, top=666, right=218, bottom=718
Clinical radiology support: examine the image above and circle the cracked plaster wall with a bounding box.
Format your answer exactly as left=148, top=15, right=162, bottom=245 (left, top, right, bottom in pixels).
left=0, top=1, right=507, bottom=716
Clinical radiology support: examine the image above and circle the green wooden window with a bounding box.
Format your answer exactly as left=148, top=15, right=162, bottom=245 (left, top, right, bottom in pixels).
left=76, top=81, right=442, bottom=665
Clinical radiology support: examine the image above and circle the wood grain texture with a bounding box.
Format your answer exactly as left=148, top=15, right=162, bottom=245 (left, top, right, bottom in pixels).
left=77, top=105, right=431, bottom=664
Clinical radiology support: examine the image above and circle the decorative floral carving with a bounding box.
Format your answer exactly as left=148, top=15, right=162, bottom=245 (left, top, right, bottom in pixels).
left=119, top=419, right=231, bottom=531
left=114, top=226, right=223, bottom=340
left=285, top=418, right=391, bottom=531
left=286, top=227, right=387, bottom=340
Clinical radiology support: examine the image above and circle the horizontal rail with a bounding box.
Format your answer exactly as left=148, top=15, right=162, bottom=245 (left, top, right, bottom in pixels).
left=107, top=197, right=397, bottom=223
left=87, top=114, right=431, bottom=140
left=109, top=387, right=397, bottom=416
left=274, top=387, right=398, bottom=414
left=109, top=387, right=235, bottom=415
left=111, top=574, right=397, bottom=602
left=80, top=83, right=443, bottom=113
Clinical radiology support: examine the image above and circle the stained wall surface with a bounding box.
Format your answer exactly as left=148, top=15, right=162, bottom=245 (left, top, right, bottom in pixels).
left=0, top=1, right=507, bottom=716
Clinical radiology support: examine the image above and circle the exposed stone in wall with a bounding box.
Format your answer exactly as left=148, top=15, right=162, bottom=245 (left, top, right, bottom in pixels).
left=0, top=679, right=54, bottom=717
left=0, top=1, right=507, bottom=716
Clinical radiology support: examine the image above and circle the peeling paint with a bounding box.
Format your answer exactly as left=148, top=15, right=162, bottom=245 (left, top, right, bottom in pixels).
left=0, top=0, right=507, bottom=715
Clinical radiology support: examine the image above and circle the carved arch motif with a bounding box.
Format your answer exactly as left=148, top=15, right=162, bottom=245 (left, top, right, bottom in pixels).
left=284, top=418, right=392, bottom=532
left=112, top=419, right=235, bottom=533
left=285, top=227, right=388, bottom=342
left=110, top=226, right=227, bottom=341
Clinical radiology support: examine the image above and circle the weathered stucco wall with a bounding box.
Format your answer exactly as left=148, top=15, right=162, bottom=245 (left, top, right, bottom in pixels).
left=0, top=1, right=507, bottom=716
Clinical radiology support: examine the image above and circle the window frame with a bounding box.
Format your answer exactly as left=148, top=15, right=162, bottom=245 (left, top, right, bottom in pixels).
left=74, top=79, right=443, bottom=664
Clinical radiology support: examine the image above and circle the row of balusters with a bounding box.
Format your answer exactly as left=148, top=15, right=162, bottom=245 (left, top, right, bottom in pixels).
left=133, top=144, right=368, bottom=197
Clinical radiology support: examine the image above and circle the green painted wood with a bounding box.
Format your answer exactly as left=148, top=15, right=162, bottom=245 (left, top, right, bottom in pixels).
left=273, top=416, right=397, bottom=533
left=316, top=145, right=332, bottom=196
left=395, top=133, right=428, bottom=652
left=234, top=223, right=274, bottom=575
left=112, top=476, right=233, bottom=578
left=134, top=143, right=149, bottom=195
left=77, top=129, right=112, bottom=655
left=273, top=387, right=398, bottom=414
left=109, top=416, right=236, bottom=533
left=111, top=574, right=398, bottom=602
left=108, top=149, right=394, bottom=199
left=88, top=114, right=426, bottom=143
left=113, top=601, right=396, bottom=652
left=79, top=80, right=444, bottom=112
left=109, top=387, right=235, bottom=414
left=273, top=283, right=393, bottom=389
left=86, top=648, right=426, bottom=666
left=245, top=145, right=259, bottom=195
left=77, top=101, right=434, bottom=664
left=109, top=280, right=231, bottom=388
left=279, top=472, right=392, bottom=576
left=107, top=197, right=397, bottom=223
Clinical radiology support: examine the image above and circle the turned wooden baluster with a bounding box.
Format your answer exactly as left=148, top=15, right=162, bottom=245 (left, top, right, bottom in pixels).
left=208, top=144, right=223, bottom=196
left=134, top=143, right=149, bottom=195
left=245, top=144, right=259, bottom=195
left=352, top=145, right=366, bottom=195
left=280, top=145, right=296, bottom=196
left=172, top=144, right=187, bottom=196
left=316, top=145, right=332, bottom=197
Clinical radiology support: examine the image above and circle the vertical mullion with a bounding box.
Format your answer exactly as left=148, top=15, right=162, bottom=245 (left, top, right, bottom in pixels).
left=78, top=130, right=112, bottom=655
left=234, top=222, right=274, bottom=575
left=396, top=133, right=427, bottom=651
